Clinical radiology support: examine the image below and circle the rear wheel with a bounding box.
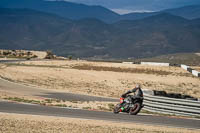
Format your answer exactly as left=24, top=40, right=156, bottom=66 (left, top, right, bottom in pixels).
left=113, top=104, right=121, bottom=114
left=129, top=103, right=141, bottom=115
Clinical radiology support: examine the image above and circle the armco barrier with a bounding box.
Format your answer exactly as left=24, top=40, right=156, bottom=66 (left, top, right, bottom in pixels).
left=143, top=90, right=200, bottom=117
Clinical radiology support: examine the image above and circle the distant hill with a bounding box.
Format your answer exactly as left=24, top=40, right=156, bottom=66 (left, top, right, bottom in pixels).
left=120, top=12, right=159, bottom=21
left=0, top=0, right=200, bottom=23
left=0, top=0, right=119, bottom=23
left=0, top=8, right=114, bottom=57
left=121, top=5, right=200, bottom=21
left=0, top=8, right=73, bottom=50
left=191, top=18, right=200, bottom=26
left=110, top=13, right=200, bottom=58
left=163, top=5, right=200, bottom=19
left=0, top=8, right=200, bottom=59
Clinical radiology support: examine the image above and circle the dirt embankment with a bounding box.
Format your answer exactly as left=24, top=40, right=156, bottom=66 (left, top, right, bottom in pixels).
left=0, top=113, right=198, bottom=133
left=191, top=66, right=200, bottom=72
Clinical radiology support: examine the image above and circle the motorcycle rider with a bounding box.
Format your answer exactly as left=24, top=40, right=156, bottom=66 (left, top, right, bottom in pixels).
left=119, top=84, right=143, bottom=112
left=121, top=84, right=143, bottom=99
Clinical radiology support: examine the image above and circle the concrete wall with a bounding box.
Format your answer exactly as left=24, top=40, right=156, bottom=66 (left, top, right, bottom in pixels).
left=141, top=62, right=170, bottom=66
left=122, top=62, right=133, bottom=64
left=122, top=61, right=200, bottom=78
left=192, top=70, right=200, bottom=77
left=181, top=64, right=189, bottom=70
left=180, top=64, right=200, bottom=77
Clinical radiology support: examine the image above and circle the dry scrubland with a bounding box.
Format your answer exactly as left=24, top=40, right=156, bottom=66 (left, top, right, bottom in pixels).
left=192, top=66, right=200, bottom=72
left=0, top=113, right=199, bottom=133
left=0, top=60, right=200, bottom=98
left=0, top=49, right=47, bottom=59
left=0, top=90, right=116, bottom=111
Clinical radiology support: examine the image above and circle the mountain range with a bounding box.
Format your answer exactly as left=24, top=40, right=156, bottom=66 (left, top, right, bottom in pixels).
left=122, top=5, right=200, bottom=22
left=0, top=0, right=200, bottom=23
left=0, top=8, right=200, bottom=58
left=0, top=0, right=119, bottom=23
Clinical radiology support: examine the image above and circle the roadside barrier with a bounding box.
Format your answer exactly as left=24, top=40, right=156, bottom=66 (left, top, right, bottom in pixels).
left=122, top=62, right=133, bottom=64
left=141, top=62, right=170, bottom=66
left=125, top=61, right=200, bottom=77
left=120, top=61, right=200, bottom=116
left=192, top=70, right=200, bottom=77
left=143, top=90, right=200, bottom=117
left=180, top=64, right=200, bottom=77
left=181, top=64, right=189, bottom=70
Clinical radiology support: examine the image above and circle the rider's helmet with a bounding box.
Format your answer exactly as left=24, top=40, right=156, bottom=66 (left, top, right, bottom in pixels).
left=135, top=84, right=141, bottom=89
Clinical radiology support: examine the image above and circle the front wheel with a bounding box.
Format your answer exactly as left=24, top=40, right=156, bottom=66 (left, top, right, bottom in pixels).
left=113, top=104, right=121, bottom=114
left=129, top=103, right=141, bottom=115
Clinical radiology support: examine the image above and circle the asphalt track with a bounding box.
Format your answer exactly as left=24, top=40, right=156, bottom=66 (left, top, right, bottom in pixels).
left=0, top=101, right=200, bottom=129
left=0, top=60, right=200, bottom=129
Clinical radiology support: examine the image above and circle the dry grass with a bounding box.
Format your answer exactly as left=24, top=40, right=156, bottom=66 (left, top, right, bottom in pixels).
left=0, top=60, right=199, bottom=98
left=0, top=58, right=20, bottom=60
left=0, top=92, right=116, bottom=112
left=192, top=66, right=200, bottom=72
left=0, top=113, right=199, bottom=133
left=72, top=64, right=174, bottom=75
left=30, top=50, right=47, bottom=59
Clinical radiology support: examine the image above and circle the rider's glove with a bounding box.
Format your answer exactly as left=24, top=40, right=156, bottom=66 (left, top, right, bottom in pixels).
left=121, top=94, right=126, bottom=98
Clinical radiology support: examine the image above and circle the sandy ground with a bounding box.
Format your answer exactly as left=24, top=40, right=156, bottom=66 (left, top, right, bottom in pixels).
left=0, top=113, right=199, bottom=133
left=195, top=53, right=200, bottom=56
left=192, top=66, right=200, bottom=72
left=0, top=58, right=20, bottom=60
left=0, top=60, right=199, bottom=98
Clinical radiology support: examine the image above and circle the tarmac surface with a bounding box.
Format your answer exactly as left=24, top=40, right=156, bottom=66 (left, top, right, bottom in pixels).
left=0, top=100, right=200, bottom=129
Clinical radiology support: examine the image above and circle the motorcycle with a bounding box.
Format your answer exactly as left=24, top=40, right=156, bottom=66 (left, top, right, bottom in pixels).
left=113, top=95, right=144, bottom=115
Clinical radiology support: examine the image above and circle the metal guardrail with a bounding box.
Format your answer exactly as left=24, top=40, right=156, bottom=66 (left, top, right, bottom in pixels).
left=143, top=90, right=200, bottom=117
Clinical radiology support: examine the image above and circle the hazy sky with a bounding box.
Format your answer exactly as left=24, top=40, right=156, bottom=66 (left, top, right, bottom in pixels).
left=61, top=0, right=200, bottom=14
